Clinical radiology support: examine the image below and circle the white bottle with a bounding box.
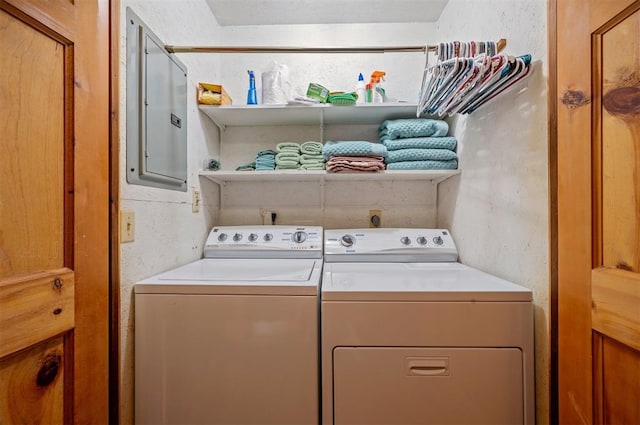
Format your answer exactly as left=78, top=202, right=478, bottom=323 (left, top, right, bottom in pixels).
left=355, top=73, right=365, bottom=104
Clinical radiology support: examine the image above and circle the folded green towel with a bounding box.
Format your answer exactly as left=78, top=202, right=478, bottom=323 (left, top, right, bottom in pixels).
left=276, top=151, right=300, bottom=164
left=275, top=164, right=301, bottom=170
left=300, top=154, right=324, bottom=165
left=300, top=141, right=323, bottom=155
left=275, top=160, right=299, bottom=168
left=300, top=163, right=325, bottom=170
left=277, top=142, right=301, bottom=153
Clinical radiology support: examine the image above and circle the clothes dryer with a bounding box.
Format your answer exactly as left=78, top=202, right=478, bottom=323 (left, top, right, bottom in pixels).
left=135, top=225, right=323, bottom=425
left=321, top=228, right=534, bottom=425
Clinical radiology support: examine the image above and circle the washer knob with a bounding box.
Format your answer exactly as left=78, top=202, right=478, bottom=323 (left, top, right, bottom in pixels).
left=233, top=233, right=243, bottom=242
left=217, top=233, right=227, bottom=242
left=292, top=231, right=307, bottom=243
left=248, top=233, right=258, bottom=242
left=401, top=236, right=411, bottom=245
left=263, top=233, right=273, bottom=242
left=417, top=236, right=428, bottom=245
left=433, top=236, right=444, bottom=245
left=340, top=234, right=355, bottom=247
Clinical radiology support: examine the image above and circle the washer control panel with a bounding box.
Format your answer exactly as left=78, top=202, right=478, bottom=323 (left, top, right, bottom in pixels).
left=325, top=228, right=458, bottom=262
left=204, top=225, right=323, bottom=259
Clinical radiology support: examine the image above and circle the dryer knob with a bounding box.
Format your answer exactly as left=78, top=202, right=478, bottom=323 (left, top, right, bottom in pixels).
left=401, top=236, right=411, bottom=245
left=248, top=233, right=258, bottom=242
left=217, top=233, right=227, bottom=242
left=264, top=233, right=273, bottom=242
left=433, top=236, right=444, bottom=245
left=340, top=234, right=355, bottom=247
left=233, top=233, right=243, bottom=242
left=292, top=231, right=307, bottom=243
left=417, top=236, right=428, bottom=245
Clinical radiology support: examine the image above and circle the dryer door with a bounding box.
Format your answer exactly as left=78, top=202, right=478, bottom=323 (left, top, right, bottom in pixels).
left=333, top=347, right=523, bottom=424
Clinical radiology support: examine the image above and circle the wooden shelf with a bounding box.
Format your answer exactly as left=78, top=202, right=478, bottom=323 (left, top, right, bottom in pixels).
left=198, top=103, right=421, bottom=129
left=199, top=169, right=460, bottom=185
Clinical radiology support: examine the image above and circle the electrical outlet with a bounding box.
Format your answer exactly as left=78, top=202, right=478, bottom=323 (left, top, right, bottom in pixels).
left=120, top=211, right=135, bottom=243
left=192, top=189, right=201, bottom=213
left=369, top=209, right=382, bottom=228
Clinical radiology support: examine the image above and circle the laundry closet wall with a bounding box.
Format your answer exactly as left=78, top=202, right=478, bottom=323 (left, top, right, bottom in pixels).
left=435, top=1, right=549, bottom=422
left=118, top=1, right=222, bottom=423
left=117, top=1, right=550, bottom=424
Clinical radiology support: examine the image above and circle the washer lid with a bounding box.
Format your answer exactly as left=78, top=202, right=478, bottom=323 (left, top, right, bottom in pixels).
left=135, top=258, right=321, bottom=295
left=322, top=262, right=532, bottom=302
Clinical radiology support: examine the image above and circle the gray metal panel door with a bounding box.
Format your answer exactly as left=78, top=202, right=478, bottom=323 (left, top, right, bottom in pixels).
left=143, top=34, right=187, bottom=181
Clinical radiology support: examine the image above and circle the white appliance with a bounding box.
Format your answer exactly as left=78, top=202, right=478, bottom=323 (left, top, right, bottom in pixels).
left=321, top=228, right=534, bottom=425
left=135, top=225, right=323, bottom=425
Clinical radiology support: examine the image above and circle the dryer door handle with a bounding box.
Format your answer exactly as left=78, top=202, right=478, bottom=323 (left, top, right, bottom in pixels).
left=406, top=357, right=450, bottom=376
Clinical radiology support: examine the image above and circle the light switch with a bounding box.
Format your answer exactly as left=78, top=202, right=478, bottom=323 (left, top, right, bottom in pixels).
left=120, top=211, right=135, bottom=243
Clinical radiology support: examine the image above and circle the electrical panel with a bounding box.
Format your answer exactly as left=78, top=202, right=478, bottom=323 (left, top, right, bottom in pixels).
left=126, top=8, right=188, bottom=192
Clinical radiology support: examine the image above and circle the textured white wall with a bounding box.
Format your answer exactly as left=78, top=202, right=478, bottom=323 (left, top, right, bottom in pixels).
left=118, top=2, right=221, bottom=423
left=217, top=23, right=436, bottom=104
left=434, top=0, right=550, bottom=422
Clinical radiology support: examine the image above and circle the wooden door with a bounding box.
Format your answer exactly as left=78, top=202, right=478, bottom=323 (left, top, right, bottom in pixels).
left=554, top=0, right=640, bottom=423
left=0, top=0, right=110, bottom=423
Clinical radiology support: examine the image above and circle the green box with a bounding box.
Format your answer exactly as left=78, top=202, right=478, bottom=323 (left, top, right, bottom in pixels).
left=306, top=83, right=329, bottom=103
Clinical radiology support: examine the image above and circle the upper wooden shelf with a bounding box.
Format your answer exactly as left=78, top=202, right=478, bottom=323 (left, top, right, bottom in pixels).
left=198, top=103, right=421, bottom=130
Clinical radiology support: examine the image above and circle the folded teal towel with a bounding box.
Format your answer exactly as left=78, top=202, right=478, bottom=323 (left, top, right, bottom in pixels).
left=379, top=119, right=448, bottom=140
left=257, top=149, right=278, bottom=157
left=322, top=141, right=387, bottom=160
left=382, top=137, right=457, bottom=151
left=386, top=160, right=458, bottom=170
left=385, top=149, right=457, bottom=163
left=300, top=141, right=323, bottom=155
left=277, top=142, right=301, bottom=153
left=300, top=154, right=324, bottom=165
left=235, top=162, right=256, bottom=171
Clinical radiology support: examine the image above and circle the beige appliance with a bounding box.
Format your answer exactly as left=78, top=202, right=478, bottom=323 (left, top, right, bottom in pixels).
left=321, top=228, right=534, bottom=424
left=135, top=225, right=323, bottom=425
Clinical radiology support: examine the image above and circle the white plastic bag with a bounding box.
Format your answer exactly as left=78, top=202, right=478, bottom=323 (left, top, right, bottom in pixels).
left=261, top=62, right=290, bottom=105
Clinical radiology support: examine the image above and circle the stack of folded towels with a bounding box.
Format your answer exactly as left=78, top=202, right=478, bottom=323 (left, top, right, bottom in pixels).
left=299, top=141, right=325, bottom=170
left=254, top=149, right=277, bottom=171
left=379, top=119, right=458, bottom=170
left=275, top=142, right=301, bottom=170
left=322, top=141, right=387, bottom=173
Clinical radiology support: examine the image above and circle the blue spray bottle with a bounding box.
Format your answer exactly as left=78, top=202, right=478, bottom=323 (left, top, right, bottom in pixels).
left=247, top=70, right=258, bottom=105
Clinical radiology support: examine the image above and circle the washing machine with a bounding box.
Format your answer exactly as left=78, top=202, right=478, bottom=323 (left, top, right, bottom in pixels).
left=135, top=225, right=323, bottom=425
left=321, top=228, right=534, bottom=425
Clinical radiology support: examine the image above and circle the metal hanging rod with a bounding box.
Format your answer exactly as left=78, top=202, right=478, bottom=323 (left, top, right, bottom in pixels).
left=165, top=38, right=506, bottom=54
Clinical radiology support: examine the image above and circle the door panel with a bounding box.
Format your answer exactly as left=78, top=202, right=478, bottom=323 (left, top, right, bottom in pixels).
left=0, top=7, right=65, bottom=277
left=601, top=336, right=640, bottom=423
left=601, top=6, right=640, bottom=272
left=0, top=337, right=66, bottom=424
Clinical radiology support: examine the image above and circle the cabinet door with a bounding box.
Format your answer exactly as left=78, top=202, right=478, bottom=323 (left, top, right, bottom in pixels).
left=333, top=347, right=523, bottom=425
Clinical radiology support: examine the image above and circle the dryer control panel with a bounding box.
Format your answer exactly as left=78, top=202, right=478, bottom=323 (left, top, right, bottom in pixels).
left=204, top=225, right=323, bottom=259
left=324, top=228, right=458, bottom=262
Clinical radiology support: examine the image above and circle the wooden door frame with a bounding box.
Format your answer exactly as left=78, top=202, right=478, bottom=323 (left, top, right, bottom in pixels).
left=547, top=1, right=559, bottom=424
left=551, top=0, right=595, bottom=422
left=109, top=0, right=121, bottom=423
